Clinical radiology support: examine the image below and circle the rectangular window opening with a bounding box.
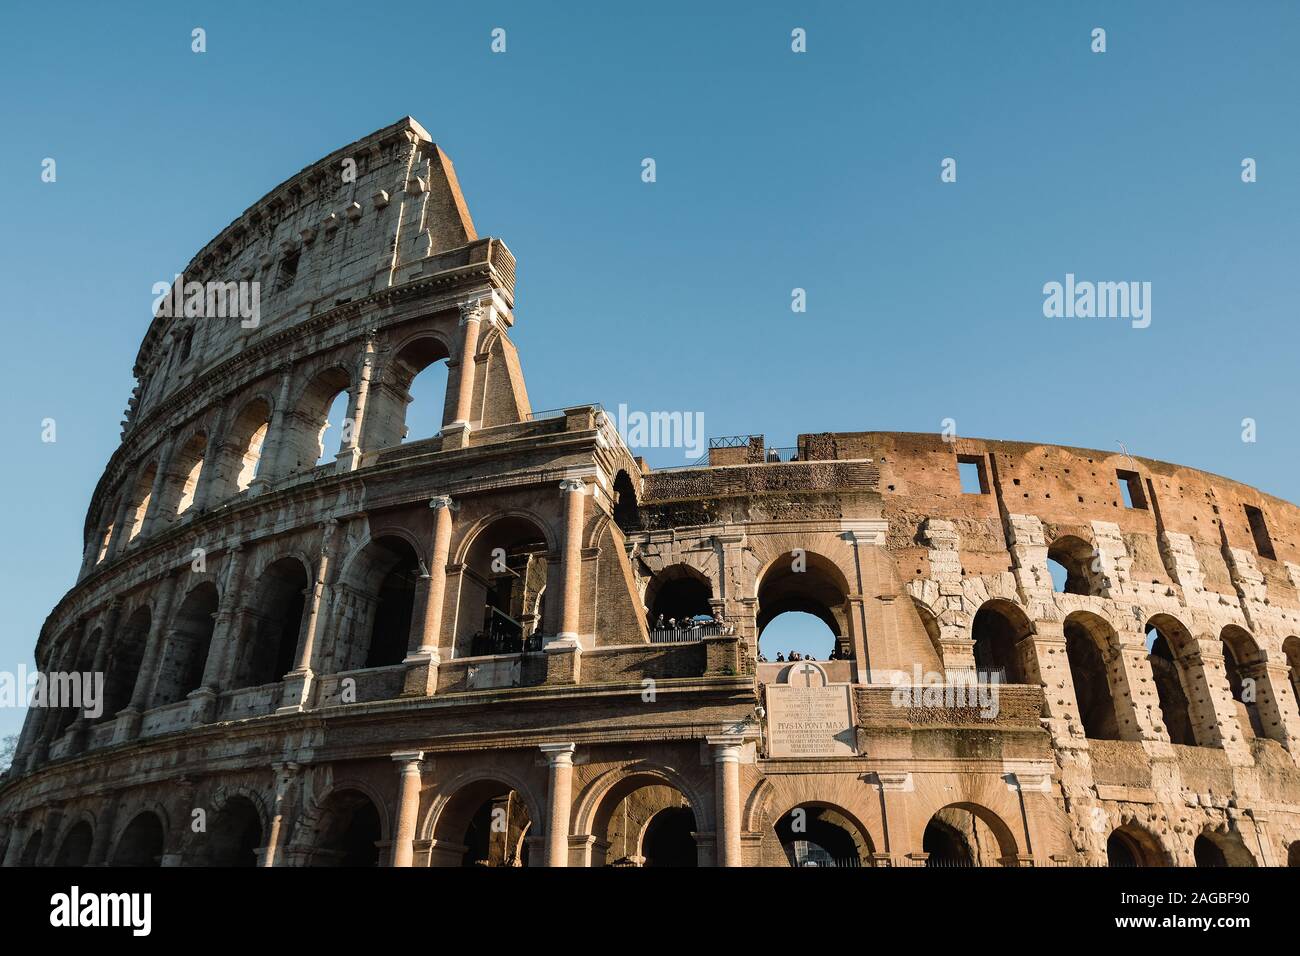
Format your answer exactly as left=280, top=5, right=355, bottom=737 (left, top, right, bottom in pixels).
left=1117, top=470, right=1147, bottom=509
left=1245, top=504, right=1276, bottom=560
left=957, top=455, right=988, bottom=495
left=276, top=251, right=300, bottom=291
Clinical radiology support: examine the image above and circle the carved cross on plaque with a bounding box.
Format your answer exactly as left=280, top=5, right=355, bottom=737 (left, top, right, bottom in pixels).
left=790, top=662, right=827, bottom=687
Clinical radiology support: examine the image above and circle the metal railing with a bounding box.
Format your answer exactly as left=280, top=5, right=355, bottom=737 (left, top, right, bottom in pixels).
left=649, top=622, right=725, bottom=644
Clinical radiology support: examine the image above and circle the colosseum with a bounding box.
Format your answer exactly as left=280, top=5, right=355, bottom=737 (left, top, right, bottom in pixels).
left=3, top=116, right=1299, bottom=869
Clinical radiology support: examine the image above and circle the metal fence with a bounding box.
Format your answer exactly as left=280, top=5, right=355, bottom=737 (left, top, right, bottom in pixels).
left=649, top=623, right=723, bottom=644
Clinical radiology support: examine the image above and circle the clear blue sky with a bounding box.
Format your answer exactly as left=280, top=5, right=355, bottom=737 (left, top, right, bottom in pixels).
left=2, top=1, right=1298, bottom=732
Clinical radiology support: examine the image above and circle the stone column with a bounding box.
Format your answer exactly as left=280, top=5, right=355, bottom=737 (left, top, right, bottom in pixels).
left=337, top=332, right=376, bottom=471
left=86, top=796, right=120, bottom=866
left=709, top=735, right=744, bottom=867
left=250, top=363, right=294, bottom=492
left=279, top=520, right=340, bottom=712
left=67, top=602, right=120, bottom=754
left=1190, top=635, right=1252, bottom=762
left=1241, top=655, right=1300, bottom=750
left=1018, top=621, right=1081, bottom=744
left=140, top=438, right=175, bottom=538
left=390, top=751, right=425, bottom=867
left=556, top=478, right=587, bottom=643
left=402, top=496, right=454, bottom=697
left=190, top=546, right=249, bottom=724
left=259, top=762, right=299, bottom=867
left=442, top=298, right=486, bottom=447
left=104, top=494, right=133, bottom=560
left=540, top=743, right=576, bottom=867
left=115, top=569, right=181, bottom=740
left=870, top=771, right=914, bottom=865
left=1, top=818, right=27, bottom=867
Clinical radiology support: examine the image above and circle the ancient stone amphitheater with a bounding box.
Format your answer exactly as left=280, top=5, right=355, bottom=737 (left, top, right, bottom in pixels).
left=3, top=117, right=1299, bottom=868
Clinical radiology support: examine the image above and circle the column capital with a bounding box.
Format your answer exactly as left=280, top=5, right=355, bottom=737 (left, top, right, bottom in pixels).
left=706, top=735, right=745, bottom=760
left=458, top=297, right=487, bottom=325
left=429, top=495, right=456, bottom=511
left=559, top=477, right=587, bottom=494
left=539, top=742, right=576, bottom=766
left=391, top=750, right=425, bottom=770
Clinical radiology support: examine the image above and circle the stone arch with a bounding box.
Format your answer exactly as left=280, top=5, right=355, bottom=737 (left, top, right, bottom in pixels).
left=1145, top=613, right=1204, bottom=747
left=1047, top=534, right=1099, bottom=595
left=102, top=604, right=152, bottom=720
left=232, top=554, right=311, bottom=688
left=387, top=331, right=454, bottom=445
left=1194, top=827, right=1257, bottom=868
left=644, top=563, right=714, bottom=628
left=168, top=428, right=208, bottom=517
left=772, top=802, right=876, bottom=868
left=283, top=363, right=352, bottom=474
left=574, top=762, right=710, bottom=866
left=1107, top=821, right=1169, bottom=867
left=1221, top=625, right=1269, bottom=740
left=110, top=810, right=167, bottom=867
left=1062, top=610, right=1125, bottom=740
left=453, top=512, right=555, bottom=657
left=54, top=819, right=94, bottom=867
left=612, top=470, right=640, bottom=534
left=969, top=598, right=1033, bottom=684
left=221, top=396, right=273, bottom=496
left=304, top=785, right=386, bottom=867
left=54, top=625, right=103, bottom=736
left=19, top=828, right=43, bottom=866
left=330, top=533, right=422, bottom=672
left=152, top=580, right=219, bottom=706
left=755, top=549, right=853, bottom=659
left=198, top=793, right=265, bottom=866
left=920, top=802, right=1022, bottom=867
left=424, top=767, right=543, bottom=867
left=125, top=459, right=159, bottom=543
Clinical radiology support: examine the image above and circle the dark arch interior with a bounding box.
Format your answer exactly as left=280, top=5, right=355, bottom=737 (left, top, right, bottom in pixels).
left=1221, top=628, right=1268, bottom=739
left=112, top=813, right=165, bottom=867
left=55, top=821, right=94, bottom=867
left=461, top=791, right=531, bottom=867
left=612, top=470, right=640, bottom=534
left=1146, top=622, right=1197, bottom=746
left=205, top=797, right=264, bottom=866
left=463, top=517, right=550, bottom=656
left=642, top=806, right=697, bottom=867
left=240, top=558, right=308, bottom=687
left=1047, top=536, right=1096, bottom=595
left=367, top=537, right=421, bottom=668
left=776, top=806, right=861, bottom=867
left=313, top=792, right=381, bottom=867
left=154, top=582, right=219, bottom=706
left=1064, top=616, right=1122, bottom=740
left=648, top=573, right=712, bottom=625
left=970, top=602, right=1029, bottom=683
left=102, top=607, right=151, bottom=720
left=394, top=337, right=451, bottom=444
left=923, top=818, right=973, bottom=867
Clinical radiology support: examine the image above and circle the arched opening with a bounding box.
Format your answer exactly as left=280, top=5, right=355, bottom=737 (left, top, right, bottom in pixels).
left=233, top=557, right=309, bottom=688
left=1107, top=823, right=1166, bottom=867
left=102, top=606, right=151, bottom=720
left=309, top=790, right=382, bottom=867
left=920, top=804, right=1019, bottom=867
left=641, top=807, right=697, bottom=867
left=1145, top=615, right=1198, bottom=746
left=1221, top=626, right=1269, bottom=740
left=202, top=796, right=263, bottom=866
left=285, top=366, right=352, bottom=473
left=226, top=398, right=272, bottom=495
left=95, top=508, right=117, bottom=564
left=430, top=780, right=533, bottom=867
left=459, top=516, right=550, bottom=657
left=1288, top=841, right=1300, bottom=867
left=126, top=462, right=158, bottom=542
left=55, top=822, right=93, bottom=867
left=20, top=829, right=43, bottom=866
left=775, top=804, right=872, bottom=868
left=923, top=817, right=973, bottom=867
left=970, top=600, right=1031, bottom=684
left=612, top=470, right=640, bottom=534
left=112, top=812, right=165, bottom=867
left=1284, top=637, right=1300, bottom=712
left=588, top=773, right=700, bottom=867
left=1047, top=535, right=1098, bottom=595
left=761, top=611, right=838, bottom=662
left=1194, top=830, right=1257, bottom=868
left=393, top=337, right=451, bottom=444
left=1063, top=611, right=1124, bottom=740
left=756, top=551, right=852, bottom=661
left=172, top=432, right=207, bottom=516
left=153, top=582, right=218, bottom=706
left=331, top=536, right=422, bottom=672
left=54, top=628, right=102, bottom=736
left=644, top=564, right=714, bottom=633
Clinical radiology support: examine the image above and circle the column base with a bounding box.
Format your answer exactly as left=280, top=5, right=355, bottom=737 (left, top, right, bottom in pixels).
left=276, top=669, right=315, bottom=713
left=543, top=638, right=582, bottom=684
left=400, top=653, right=441, bottom=697
left=113, top=707, right=143, bottom=743
left=187, top=687, right=218, bottom=725
left=440, top=421, right=471, bottom=449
